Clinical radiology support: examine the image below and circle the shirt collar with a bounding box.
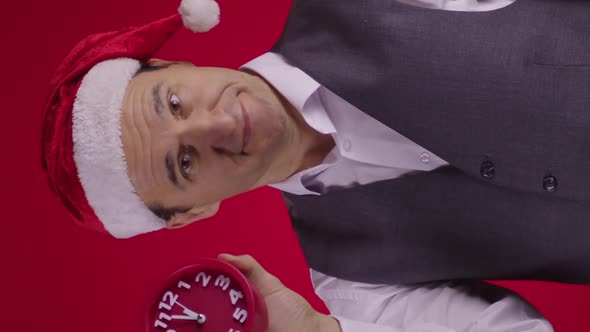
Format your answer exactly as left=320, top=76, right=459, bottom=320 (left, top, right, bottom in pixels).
left=241, top=53, right=337, bottom=135
left=241, top=52, right=339, bottom=193
left=270, top=147, right=340, bottom=195
left=240, top=52, right=321, bottom=112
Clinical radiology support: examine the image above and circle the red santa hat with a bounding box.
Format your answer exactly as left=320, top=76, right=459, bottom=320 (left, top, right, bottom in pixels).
left=41, top=0, right=220, bottom=239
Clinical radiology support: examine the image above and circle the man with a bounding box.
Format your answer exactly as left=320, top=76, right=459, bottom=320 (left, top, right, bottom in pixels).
left=41, top=0, right=586, bottom=329
left=44, top=0, right=590, bottom=285
left=41, top=0, right=571, bottom=330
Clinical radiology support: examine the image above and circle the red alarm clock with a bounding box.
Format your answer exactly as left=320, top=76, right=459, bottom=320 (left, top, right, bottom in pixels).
left=145, top=258, right=268, bottom=332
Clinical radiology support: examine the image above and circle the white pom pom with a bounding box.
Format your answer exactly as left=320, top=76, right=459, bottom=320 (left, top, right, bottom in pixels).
left=178, top=0, right=220, bottom=32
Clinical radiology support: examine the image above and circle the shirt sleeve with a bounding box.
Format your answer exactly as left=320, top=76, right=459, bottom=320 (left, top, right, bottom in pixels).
left=335, top=317, right=458, bottom=332
left=311, top=270, right=554, bottom=332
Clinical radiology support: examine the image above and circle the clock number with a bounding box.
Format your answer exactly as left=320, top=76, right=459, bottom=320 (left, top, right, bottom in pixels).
left=159, top=302, right=172, bottom=311
left=155, top=293, right=177, bottom=329
left=153, top=321, right=176, bottom=332
left=178, top=280, right=191, bottom=289
left=233, top=307, right=248, bottom=324
left=162, top=291, right=178, bottom=307
left=215, top=275, right=231, bottom=291
left=196, top=272, right=212, bottom=287
left=154, top=320, right=168, bottom=329
left=229, top=289, right=244, bottom=305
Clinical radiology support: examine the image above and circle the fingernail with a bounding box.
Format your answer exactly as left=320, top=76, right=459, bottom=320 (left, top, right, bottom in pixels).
left=219, top=253, right=236, bottom=260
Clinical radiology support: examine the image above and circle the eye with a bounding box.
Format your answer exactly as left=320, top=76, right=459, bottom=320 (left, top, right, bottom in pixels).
left=169, top=94, right=181, bottom=114
left=179, top=151, right=192, bottom=178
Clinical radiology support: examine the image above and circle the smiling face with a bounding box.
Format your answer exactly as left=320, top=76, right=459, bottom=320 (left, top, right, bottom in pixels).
left=121, top=61, right=302, bottom=224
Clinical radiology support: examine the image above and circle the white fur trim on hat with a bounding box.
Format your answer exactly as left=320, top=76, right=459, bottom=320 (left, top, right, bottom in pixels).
left=178, top=0, right=220, bottom=32
left=73, top=58, right=166, bottom=238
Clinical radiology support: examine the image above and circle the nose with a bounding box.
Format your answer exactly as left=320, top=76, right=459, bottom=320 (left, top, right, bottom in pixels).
left=181, top=108, right=243, bottom=154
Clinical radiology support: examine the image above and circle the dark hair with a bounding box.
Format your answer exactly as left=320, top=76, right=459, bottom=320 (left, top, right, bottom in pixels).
left=134, top=62, right=173, bottom=77
left=148, top=204, right=192, bottom=221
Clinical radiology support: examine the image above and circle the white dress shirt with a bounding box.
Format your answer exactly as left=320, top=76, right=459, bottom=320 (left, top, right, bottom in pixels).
left=313, top=270, right=552, bottom=332
left=397, top=0, right=516, bottom=12
left=242, top=0, right=549, bottom=331
left=242, top=52, right=449, bottom=196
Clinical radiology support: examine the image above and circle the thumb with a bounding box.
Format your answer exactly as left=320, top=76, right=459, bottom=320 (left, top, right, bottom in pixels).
left=218, top=254, right=284, bottom=296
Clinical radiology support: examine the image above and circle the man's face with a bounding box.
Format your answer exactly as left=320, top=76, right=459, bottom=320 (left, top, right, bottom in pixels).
left=121, top=61, right=295, bottom=221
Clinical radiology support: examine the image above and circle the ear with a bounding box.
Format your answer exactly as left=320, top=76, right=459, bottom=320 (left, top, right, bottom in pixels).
left=165, top=202, right=221, bottom=229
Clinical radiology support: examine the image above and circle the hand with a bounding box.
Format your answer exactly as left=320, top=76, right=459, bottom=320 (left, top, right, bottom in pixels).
left=218, top=254, right=341, bottom=332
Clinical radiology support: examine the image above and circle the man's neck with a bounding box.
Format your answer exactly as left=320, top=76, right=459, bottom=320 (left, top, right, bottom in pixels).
left=247, top=70, right=335, bottom=182
left=298, top=123, right=335, bottom=172
left=282, top=97, right=335, bottom=175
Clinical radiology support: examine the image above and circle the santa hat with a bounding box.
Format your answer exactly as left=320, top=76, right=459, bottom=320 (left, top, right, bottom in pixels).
left=41, top=0, right=220, bottom=239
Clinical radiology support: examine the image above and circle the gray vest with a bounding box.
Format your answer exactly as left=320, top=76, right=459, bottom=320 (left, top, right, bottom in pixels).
left=273, top=0, right=590, bottom=284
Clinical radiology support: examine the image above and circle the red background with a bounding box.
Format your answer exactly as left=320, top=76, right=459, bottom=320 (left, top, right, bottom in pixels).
left=1, top=0, right=588, bottom=331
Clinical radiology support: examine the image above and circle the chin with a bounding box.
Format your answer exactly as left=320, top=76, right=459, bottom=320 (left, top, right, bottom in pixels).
left=249, top=113, right=286, bottom=150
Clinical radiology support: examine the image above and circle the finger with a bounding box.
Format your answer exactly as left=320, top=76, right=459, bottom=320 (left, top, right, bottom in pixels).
left=218, top=254, right=284, bottom=296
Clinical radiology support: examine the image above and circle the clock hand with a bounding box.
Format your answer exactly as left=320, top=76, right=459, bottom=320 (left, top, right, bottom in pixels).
left=170, top=314, right=207, bottom=324
left=175, top=301, right=207, bottom=324
left=175, top=301, right=200, bottom=317
left=171, top=315, right=201, bottom=320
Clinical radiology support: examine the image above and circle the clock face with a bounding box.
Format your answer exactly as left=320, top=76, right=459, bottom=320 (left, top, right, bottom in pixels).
left=146, top=258, right=266, bottom=332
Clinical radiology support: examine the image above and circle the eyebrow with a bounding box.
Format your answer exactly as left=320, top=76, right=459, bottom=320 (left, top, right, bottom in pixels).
left=152, top=82, right=164, bottom=116
left=165, top=152, right=180, bottom=188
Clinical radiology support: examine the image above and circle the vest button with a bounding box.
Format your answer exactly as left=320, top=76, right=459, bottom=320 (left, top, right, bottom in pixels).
left=480, top=161, right=495, bottom=180
left=543, top=175, right=558, bottom=192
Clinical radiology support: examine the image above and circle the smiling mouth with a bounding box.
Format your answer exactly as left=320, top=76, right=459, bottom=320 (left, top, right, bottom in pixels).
left=239, top=99, right=251, bottom=155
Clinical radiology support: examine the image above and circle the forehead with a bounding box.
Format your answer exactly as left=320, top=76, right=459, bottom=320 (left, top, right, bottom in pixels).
left=134, top=63, right=236, bottom=81
left=133, top=62, right=193, bottom=81
left=122, top=70, right=182, bottom=199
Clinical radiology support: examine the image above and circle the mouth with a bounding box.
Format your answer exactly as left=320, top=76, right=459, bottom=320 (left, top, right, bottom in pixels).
left=239, top=99, right=251, bottom=156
